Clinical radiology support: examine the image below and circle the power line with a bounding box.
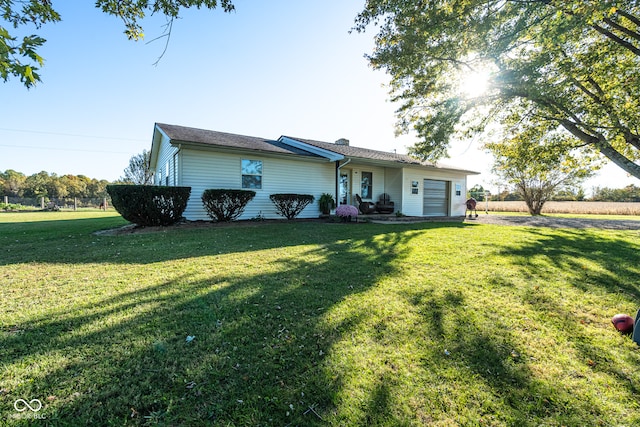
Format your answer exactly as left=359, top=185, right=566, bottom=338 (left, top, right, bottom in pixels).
left=0, top=143, right=134, bottom=155
left=0, top=127, right=147, bottom=143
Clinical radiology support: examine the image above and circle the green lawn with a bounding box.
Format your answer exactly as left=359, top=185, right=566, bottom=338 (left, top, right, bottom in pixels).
left=1, top=211, right=639, bottom=426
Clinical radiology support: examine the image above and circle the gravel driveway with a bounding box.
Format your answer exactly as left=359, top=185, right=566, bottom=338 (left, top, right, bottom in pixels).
left=465, top=214, right=640, bottom=230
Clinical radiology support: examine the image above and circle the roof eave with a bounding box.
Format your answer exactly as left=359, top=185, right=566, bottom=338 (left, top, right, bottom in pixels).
left=339, top=155, right=481, bottom=175
left=170, top=139, right=329, bottom=162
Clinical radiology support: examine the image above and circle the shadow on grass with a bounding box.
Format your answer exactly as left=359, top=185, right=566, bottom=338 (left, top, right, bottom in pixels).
left=472, top=227, right=640, bottom=420
left=496, top=228, right=640, bottom=298
left=0, top=216, right=462, bottom=266
left=495, top=228, right=640, bottom=395
left=1, top=222, right=444, bottom=425
left=397, top=287, right=637, bottom=426
left=3, top=218, right=640, bottom=425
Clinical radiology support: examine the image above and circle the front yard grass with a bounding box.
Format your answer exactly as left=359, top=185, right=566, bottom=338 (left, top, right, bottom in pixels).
left=1, top=211, right=639, bottom=426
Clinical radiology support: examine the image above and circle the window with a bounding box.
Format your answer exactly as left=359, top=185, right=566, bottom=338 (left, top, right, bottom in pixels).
left=165, top=162, right=170, bottom=186
left=242, top=159, right=263, bottom=189
left=361, top=171, right=373, bottom=199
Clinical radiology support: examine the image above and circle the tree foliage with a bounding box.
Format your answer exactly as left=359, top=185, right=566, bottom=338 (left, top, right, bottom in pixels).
left=1, top=0, right=235, bottom=88
left=0, top=169, right=27, bottom=196
left=486, top=125, right=598, bottom=215
left=121, top=150, right=154, bottom=185
left=354, top=1, right=640, bottom=178
left=591, top=185, right=640, bottom=202
left=550, top=187, right=586, bottom=202
left=0, top=169, right=110, bottom=199
left=468, top=184, right=486, bottom=201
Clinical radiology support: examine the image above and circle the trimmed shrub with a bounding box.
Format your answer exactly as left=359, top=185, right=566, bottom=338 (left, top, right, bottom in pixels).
left=107, top=185, right=191, bottom=226
left=202, top=189, right=256, bottom=222
left=270, top=193, right=315, bottom=220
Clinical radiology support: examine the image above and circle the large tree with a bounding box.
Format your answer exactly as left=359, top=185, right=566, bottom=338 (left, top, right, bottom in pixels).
left=354, top=1, right=640, bottom=178
left=486, top=123, right=598, bottom=215
left=121, top=150, right=153, bottom=185
left=1, top=0, right=235, bottom=88
left=0, top=169, right=26, bottom=196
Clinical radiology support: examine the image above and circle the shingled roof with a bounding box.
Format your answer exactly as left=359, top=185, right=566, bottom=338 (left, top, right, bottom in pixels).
left=283, top=136, right=434, bottom=167
left=155, top=123, right=321, bottom=157
left=154, top=123, right=478, bottom=174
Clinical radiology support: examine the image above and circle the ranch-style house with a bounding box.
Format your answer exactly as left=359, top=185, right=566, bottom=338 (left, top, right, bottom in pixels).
left=149, top=123, right=479, bottom=220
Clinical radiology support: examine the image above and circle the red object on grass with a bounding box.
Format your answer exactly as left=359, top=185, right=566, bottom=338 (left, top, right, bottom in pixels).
left=611, top=313, right=635, bottom=334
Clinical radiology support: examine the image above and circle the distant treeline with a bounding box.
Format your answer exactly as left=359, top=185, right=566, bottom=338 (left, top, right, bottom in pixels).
left=1, top=169, right=116, bottom=200
left=589, top=185, right=640, bottom=202
left=471, top=184, right=640, bottom=203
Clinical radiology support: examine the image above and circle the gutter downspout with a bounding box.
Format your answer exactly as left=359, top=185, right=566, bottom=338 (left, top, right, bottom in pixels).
left=336, top=158, right=352, bottom=205
left=175, top=144, right=182, bottom=186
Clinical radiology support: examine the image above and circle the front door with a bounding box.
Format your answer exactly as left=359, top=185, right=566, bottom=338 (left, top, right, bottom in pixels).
left=339, top=170, right=351, bottom=205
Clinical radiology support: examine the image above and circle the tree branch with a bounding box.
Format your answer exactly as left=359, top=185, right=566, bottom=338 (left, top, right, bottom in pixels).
left=617, top=9, right=640, bottom=28
left=603, top=17, right=640, bottom=43
left=146, top=18, right=173, bottom=66
left=591, top=22, right=640, bottom=56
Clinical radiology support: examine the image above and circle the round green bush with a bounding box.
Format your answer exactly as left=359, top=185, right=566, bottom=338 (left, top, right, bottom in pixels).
left=107, top=185, right=191, bottom=226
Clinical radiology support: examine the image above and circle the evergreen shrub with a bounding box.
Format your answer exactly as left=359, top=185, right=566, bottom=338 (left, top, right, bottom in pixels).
left=106, top=185, right=191, bottom=226
left=270, top=193, right=315, bottom=220
left=202, top=189, right=256, bottom=222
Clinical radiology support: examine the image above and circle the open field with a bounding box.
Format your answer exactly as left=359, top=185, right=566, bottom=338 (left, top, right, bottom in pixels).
left=1, top=211, right=640, bottom=426
left=486, top=200, right=640, bottom=215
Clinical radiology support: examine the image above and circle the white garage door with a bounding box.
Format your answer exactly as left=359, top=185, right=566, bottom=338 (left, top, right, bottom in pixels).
left=423, top=179, right=449, bottom=216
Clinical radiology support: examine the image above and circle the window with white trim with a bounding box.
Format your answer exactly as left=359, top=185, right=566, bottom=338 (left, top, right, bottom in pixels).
left=241, top=159, right=263, bottom=189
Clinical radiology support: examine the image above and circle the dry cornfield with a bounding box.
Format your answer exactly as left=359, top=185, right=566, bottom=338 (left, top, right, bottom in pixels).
left=484, top=200, right=640, bottom=215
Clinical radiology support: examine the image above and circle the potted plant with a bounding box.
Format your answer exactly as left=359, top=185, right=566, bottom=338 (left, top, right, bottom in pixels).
left=318, top=193, right=336, bottom=215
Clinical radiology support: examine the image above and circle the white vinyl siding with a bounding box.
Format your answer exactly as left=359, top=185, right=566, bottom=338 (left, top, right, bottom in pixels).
left=383, top=169, right=403, bottom=212
left=154, top=132, right=179, bottom=186
left=399, top=167, right=468, bottom=217
left=180, top=149, right=335, bottom=220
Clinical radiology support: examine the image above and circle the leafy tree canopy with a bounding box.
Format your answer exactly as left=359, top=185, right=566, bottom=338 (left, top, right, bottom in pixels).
left=486, top=121, right=599, bottom=215
left=120, top=150, right=153, bottom=185
left=1, top=0, right=235, bottom=88
left=591, top=184, right=640, bottom=202
left=354, top=1, right=640, bottom=178
left=0, top=169, right=110, bottom=199
left=468, top=184, right=486, bottom=201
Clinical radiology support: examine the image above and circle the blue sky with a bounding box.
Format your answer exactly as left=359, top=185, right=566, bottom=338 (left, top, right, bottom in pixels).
left=1, top=1, right=637, bottom=193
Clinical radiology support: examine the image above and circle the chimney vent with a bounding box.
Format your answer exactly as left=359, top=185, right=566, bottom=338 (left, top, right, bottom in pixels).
left=335, top=138, right=350, bottom=146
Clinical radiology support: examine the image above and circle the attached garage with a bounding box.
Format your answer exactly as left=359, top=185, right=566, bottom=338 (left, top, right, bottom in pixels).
left=423, top=179, right=450, bottom=216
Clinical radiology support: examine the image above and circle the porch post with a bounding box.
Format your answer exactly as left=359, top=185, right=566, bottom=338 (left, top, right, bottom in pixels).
left=335, top=161, right=340, bottom=204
